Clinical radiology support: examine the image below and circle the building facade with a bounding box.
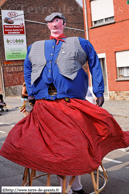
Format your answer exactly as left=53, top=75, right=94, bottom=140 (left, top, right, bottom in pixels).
left=0, top=0, right=86, bottom=96
left=85, top=0, right=129, bottom=100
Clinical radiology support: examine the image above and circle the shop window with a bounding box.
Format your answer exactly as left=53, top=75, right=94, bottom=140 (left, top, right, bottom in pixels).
left=91, top=0, right=114, bottom=27
left=116, top=50, right=129, bottom=79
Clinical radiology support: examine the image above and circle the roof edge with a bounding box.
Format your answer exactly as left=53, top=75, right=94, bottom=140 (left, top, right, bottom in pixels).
left=74, top=0, right=83, bottom=9
left=0, top=0, right=10, bottom=9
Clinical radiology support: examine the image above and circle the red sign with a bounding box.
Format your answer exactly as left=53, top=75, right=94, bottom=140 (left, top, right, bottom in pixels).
left=3, top=24, right=25, bottom=35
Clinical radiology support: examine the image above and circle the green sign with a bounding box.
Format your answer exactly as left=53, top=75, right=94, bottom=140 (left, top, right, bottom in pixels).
left=5, top=49, right=27, bottom=60
left=127, top=0, right=129, bottom=4
left=4, top=35, right=27, bottom=60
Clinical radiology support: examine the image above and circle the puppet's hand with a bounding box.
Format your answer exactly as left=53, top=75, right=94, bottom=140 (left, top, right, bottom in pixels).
left=96, top=96, right=104, bottom=107
left=28, top=96, right=35, bottom=105
left=25, top=101, right=33, bottom=112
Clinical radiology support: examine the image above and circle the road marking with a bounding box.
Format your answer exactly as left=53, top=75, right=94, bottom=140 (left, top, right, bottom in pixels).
left=0, top=130, right=6, bottom=134
left=104, top=157, right=122, bottom=164
left=0, top=123, right=15, bottom=127
left=119, top=148, right=128, bottom=152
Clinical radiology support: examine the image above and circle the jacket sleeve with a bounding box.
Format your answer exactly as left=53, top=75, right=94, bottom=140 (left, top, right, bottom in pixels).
left=24, top=45, right=34, bottom=96
left=79, top=37, right=104, bottom=97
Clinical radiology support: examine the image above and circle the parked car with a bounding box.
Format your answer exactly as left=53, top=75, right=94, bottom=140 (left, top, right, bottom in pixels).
left=4, top=17, right=14, bottom=24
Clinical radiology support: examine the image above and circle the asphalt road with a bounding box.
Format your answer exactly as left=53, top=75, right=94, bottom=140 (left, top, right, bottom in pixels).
left=0, top=97, right=129, bottom=194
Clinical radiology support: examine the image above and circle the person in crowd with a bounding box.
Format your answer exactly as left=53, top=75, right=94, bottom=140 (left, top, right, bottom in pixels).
left=0, top=94, right=8, bottom=115
left=0, top=96, right=6, bottom=111
left=21, top=82, right=28, bottom=116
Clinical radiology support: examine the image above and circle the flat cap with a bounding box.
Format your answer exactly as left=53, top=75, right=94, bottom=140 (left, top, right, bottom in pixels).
left=45, top=12, right=66, bottom=22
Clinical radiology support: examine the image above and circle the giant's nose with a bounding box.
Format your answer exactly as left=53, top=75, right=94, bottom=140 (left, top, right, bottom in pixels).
left=53, top=22, right=57, bottom=26
left=52, top=22, right=58, bottom=29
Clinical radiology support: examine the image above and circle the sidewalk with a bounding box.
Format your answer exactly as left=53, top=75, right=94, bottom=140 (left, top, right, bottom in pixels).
left=0, top=96, right=24, bottom=124
left=4, top=96, right=22, bottom=109
left=103, top=99, right=129, bottom=117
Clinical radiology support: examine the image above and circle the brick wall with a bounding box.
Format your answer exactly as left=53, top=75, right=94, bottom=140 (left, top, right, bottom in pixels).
left=0, top=67, right=3, bottom=94
left=0, top=0, right=85, bottom=96
left=86, top=0, right=129, bottom=99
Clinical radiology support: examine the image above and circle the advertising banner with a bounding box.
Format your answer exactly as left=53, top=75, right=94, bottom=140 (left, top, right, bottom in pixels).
left=3, top=35, right=27, bottom=60
left=2, top=10, right=27, bottom=60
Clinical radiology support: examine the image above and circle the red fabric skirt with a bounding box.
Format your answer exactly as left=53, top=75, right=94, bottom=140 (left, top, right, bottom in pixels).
left=0, top=99, right=129, bottom=176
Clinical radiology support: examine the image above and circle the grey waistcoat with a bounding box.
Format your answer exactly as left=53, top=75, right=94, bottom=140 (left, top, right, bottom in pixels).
left=28, top=37, right=87, bottom=85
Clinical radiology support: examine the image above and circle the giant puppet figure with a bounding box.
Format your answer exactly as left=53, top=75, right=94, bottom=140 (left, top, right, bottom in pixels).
left=0, top=13, right=129, bottom=194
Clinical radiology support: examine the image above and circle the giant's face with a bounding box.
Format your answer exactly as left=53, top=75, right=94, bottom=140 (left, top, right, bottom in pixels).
left=47, top=17, right=66, bottom=36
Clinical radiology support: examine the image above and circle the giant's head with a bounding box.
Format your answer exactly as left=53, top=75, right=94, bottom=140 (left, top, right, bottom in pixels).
left=45, top=12, right=66, bottom=37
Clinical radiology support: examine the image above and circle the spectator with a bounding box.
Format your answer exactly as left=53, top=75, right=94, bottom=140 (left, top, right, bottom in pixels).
left=21, top=82, right=28, bottom=116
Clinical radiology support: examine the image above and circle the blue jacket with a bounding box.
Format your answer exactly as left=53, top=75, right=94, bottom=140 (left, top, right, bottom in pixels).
left=24, top=37, right=104, bottom=100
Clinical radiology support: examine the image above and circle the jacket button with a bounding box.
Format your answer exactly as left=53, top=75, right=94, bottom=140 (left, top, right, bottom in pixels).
left=64, top=97, right=70, bottom=102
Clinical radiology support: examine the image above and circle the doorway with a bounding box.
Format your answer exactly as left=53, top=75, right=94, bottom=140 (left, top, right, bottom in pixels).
left=98, top=56, right=109, bottom=99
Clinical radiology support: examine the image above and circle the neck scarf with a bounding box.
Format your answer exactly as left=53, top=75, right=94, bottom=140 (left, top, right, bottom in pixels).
left=50, top=33, right=66, bottom=45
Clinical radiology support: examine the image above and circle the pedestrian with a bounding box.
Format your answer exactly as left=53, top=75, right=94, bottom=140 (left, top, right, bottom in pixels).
left=0, top=94, right=7, bottom=114
left=0, top=12, right=129, bottom=194
left=0, top=96, right=6, bottom=111
left=21, top=82, right=28, bottom=116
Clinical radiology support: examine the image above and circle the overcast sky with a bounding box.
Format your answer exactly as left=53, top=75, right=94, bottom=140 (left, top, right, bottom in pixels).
left=76, top=0, right=83, bottom=7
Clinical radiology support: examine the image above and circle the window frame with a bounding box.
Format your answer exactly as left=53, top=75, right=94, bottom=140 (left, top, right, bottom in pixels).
left=90, top=0, right=115, bottom=27
left=115, top=50, right=129, bottom=81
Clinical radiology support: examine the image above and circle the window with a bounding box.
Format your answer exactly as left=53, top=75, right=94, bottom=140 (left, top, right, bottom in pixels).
left=91, top=0, right=114, bottom=27
left=116, top=50, right=129, bottom=79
